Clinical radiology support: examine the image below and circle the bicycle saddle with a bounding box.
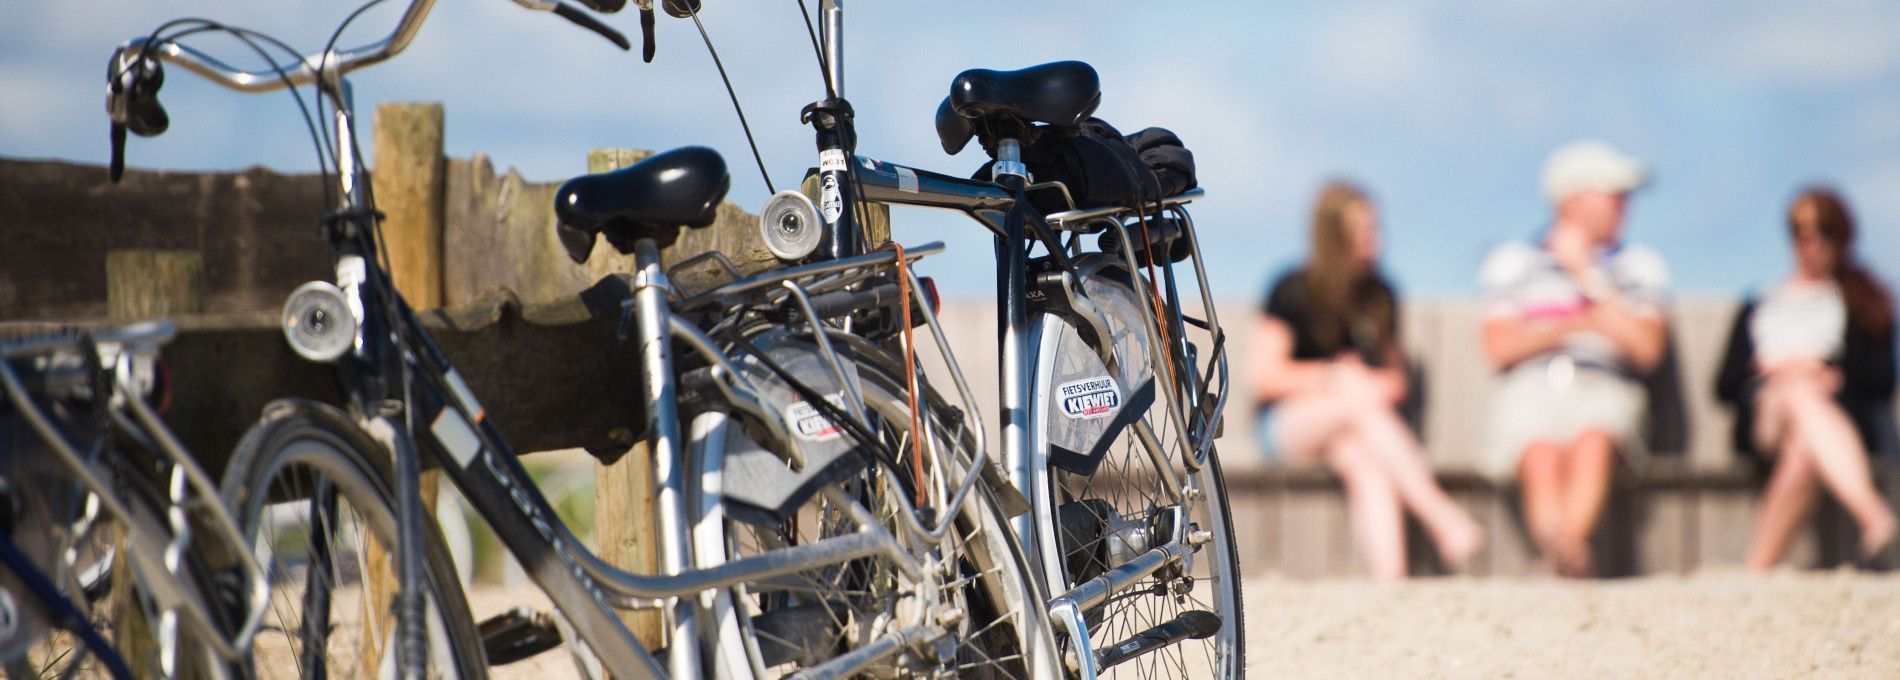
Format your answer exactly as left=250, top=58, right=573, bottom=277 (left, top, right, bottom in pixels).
left=554, top=145, right=730, bottom=262
left=934, top=60, right=1101, bottom=155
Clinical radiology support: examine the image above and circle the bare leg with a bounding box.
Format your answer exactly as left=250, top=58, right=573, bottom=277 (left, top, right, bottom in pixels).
left=1517, top=441, right=1567, bottom=574
left=1326, top=437, right=1406, bottom=580
left=1745, top=440, right=1820, bottom=572
left=1554, top=429, right=1617, bottom=577
left=1780, top=379, right=1897, bottom=556
left=1346, top=407, right=1484, bottom=567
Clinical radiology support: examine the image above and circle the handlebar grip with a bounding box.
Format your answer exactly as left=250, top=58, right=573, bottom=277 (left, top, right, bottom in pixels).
left=574, top=0, right=627, bottom=12
left=552, top=2, right=631, bottom=50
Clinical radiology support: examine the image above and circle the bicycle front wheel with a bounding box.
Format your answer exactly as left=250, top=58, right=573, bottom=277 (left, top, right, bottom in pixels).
left=220, top=400, right=486, bottom=679
left=1027, top=269, right=1244, bottom=678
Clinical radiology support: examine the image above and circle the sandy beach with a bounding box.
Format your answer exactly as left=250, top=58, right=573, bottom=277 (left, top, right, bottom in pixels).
left=468, top=568, right=1900, bottom=678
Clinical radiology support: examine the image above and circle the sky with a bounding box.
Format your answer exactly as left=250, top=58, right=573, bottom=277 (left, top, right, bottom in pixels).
left=3, top=0, right=1897, bottom=300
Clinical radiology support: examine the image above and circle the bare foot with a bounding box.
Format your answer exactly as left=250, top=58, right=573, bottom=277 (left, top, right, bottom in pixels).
left=1434, top=517, right=1486, bottom=570
left=1550, top=536, right=1595, bottom=579
left=1860, top=511, right=1897, bottom=559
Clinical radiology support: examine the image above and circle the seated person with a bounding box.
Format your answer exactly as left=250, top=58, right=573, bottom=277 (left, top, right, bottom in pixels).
left=1478, top=141, right=1669, bottom=578
left=1252, top=181, right=1483, bottom=580
left=1717, top=186, right=1897, bottom=571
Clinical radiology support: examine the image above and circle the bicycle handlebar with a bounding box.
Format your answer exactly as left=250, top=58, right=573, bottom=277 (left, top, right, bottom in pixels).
left=106, top=0, right=630, bottom=180
left=112, top=0, right=440, bottom=95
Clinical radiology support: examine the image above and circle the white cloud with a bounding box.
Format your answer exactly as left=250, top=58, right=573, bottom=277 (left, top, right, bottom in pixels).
left=1713, top=5, right=1900, bottom=85
left=1315, top=5, right=1428, bottom=98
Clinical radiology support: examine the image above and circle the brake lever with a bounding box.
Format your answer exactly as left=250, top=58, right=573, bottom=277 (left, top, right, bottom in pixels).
left=552, top=2, right=631, bottom=50
left=106, top=50, right=168, bottom=183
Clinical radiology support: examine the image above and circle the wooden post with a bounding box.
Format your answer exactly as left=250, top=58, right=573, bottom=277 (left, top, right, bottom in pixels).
left=106, top=250, right=203, bottom=320
left=364, top=103, right=446, bottom=668
left=372, top=102, right=447, bottom=309
left=588, top=148, right=666, bottom=651
left=106, top=248, right=204, bottom=674
left=371, top=103, right=446, bottom=505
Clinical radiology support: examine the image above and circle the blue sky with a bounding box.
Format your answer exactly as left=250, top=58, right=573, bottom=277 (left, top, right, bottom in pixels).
left=3, top=1, right=1897, bottom=300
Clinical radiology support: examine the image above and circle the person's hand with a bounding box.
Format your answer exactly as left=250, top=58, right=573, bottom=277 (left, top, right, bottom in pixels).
left=1548, top=227, right=1596, bottom=277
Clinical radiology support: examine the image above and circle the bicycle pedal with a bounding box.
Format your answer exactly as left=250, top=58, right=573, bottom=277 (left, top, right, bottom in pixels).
left=478, top=607, right=564, bottom=666
left=1095, top=609, right=1221, bottom=671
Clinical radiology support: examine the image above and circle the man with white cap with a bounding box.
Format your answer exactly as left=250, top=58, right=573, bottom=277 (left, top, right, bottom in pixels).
left=1477, top=140, right=1671, bottom=577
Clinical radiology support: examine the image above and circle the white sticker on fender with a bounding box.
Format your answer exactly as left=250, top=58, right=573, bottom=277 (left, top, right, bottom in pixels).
left=785, top=393, right=849, bottom=442
left=1057, top=376, right=1120, bottom=420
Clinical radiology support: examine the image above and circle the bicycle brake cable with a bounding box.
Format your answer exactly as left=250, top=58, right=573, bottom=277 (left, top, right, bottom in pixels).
left=683, top=9, right=775, bottom=194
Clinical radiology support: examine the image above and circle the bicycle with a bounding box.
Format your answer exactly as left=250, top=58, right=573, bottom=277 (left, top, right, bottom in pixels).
left=645, top=2, right=1247, bottom=677
left=108, top=1, right=1056, bottom=678
left=0, top=322, right=269, bottom=679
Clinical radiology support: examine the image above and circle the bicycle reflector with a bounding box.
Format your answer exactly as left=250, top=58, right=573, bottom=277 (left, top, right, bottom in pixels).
left=917, top=276, right=941, bottom=316
left=759, top=190, right=823, bottom=261
left=281, top=281, right=357, bottom=362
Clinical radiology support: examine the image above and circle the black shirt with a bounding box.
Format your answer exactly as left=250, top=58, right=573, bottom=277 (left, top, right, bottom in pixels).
left=1261, top=269, right=1399, bottom=367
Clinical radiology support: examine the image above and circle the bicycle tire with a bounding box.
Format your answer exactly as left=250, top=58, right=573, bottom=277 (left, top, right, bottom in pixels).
left=1026, top=269, right=1245, bottom=678
left=694, top=333, right=1060, bottom=680
left=219, top=400, right=486, bottom=680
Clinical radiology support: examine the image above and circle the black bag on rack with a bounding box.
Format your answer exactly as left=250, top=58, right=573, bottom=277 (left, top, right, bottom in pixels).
left=1009, top=118, right=1161, bottom=214
left=1124, top=126, right=1197, bottom=197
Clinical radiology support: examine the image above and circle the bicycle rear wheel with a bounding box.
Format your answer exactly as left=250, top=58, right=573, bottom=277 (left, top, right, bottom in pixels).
left=694, top=333, right=1057, bottom=680
left=220, top=400, right=485, bottom=679
left=1027, top=269, right=1244, bottom=678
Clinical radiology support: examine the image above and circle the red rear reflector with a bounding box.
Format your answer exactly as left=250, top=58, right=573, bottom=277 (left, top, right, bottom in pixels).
left=918, top=276, right=941, bottom=316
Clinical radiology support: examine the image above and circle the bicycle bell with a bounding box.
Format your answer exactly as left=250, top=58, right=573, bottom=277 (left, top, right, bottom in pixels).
left=759, top=189, right=824, bottom=261
left=281, top=281, right=357, bottom=362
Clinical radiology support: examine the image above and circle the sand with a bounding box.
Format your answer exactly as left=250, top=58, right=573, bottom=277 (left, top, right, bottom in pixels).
left=468, top=569, right=1900, bottom=678
left=1243, top=569, right=1900, bottom=679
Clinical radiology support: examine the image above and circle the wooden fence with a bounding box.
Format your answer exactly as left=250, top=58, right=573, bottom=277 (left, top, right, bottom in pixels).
left=6, top=104, right=1898, bottom=581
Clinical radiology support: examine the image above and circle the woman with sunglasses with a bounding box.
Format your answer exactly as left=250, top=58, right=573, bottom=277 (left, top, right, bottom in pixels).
left=1718, top=186, right=1898, bottom=571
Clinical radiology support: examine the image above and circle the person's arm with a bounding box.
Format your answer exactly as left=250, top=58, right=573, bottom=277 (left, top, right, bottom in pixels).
left=1581, top=294, right=1668, bottom=374
left=1481, top=314, right=1583, bottom=371
left=1251, top=313, right=1340, bottom=404
left=1367, top=343, right=1409, bottom=405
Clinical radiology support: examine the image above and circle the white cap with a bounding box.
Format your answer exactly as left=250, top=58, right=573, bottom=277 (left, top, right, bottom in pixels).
left=1542, top=140, right=1648, bottom=202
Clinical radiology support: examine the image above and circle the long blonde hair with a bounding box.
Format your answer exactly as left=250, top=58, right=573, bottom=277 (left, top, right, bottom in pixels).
left=1302, top=181, right=1395, bottom=353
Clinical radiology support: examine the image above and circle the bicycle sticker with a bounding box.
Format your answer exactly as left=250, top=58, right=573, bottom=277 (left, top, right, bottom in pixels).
left=896, top=166, right=919, bottom=193
left=785, top=393, right=849, bottom=442
left=819, top=149, right=850, bottom=173
left=820, top=174, right=843, bottom=224
left=1057, top=376, right=1120, bottom=419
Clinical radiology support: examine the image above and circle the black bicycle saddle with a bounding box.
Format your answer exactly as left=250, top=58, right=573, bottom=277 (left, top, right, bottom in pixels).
left=935, top=60, right=1101, bottom=155
left=554, top=145, right=730, bottom=263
